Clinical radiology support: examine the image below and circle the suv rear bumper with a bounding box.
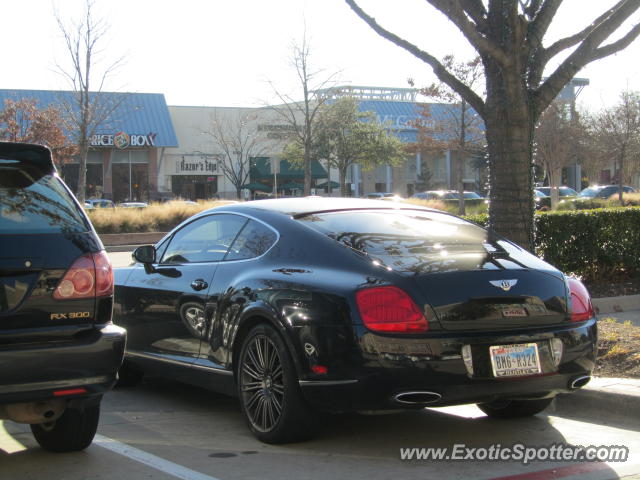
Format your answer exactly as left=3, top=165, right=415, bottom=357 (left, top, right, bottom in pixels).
left=0, top=324, right=126, bottom=405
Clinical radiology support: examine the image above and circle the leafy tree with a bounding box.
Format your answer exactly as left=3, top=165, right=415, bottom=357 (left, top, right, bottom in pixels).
left=346, top=0, right=640, bottom=250
left=55, top=0, right=126, bottom=202
left=586, top=91, right=640, bottom=203
left=202, top=110, right=265, bottom=200
left=0, top=98, right=77, bottom=166
left=534, top=100, right=586, bottom=208
left=285, top=96, right=406, bottom=195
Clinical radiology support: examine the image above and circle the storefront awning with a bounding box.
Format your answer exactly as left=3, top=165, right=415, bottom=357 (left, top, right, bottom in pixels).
left=242, top=182, right=271, bottom=192
left=250, top=157, right=327, bottom=180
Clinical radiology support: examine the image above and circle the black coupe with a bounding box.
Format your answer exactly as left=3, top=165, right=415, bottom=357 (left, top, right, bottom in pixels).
left=113, top=197, right=597, bottom=443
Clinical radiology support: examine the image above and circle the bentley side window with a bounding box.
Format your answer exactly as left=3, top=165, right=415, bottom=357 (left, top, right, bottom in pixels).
left=225, top=219, right=277, bottom=261
left=160, top=214, right=247, bottom=264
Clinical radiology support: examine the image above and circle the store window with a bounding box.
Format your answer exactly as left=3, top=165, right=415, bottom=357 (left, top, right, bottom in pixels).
left=112, top=150, right=149, bottom=203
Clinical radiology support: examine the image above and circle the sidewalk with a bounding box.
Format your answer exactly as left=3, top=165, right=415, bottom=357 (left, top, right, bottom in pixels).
left=555, top=377, right=640, bottom=425
left=593, top=295, right=640, bottom=326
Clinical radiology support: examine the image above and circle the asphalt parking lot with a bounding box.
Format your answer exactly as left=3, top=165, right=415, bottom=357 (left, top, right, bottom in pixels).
left=2, top=377, right=640, bottom=480
left=2, top=250, right=629, bottom=479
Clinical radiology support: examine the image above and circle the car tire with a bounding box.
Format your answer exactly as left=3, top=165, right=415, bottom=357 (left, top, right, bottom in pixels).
left=477, top=397, right=554, bottom=419
left=115, top=361, right=144, bottom=388
left=237, top=323, right=317, bottom=444
left=30, top=399, right=100, bottom=452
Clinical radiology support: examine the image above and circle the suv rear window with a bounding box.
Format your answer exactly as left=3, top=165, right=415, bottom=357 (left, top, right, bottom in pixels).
left=0, top=163, right=89, bottom=234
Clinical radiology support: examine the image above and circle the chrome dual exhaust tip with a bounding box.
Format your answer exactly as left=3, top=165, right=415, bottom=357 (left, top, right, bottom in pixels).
left=570, top=375, right=591, bottom=389
left=393, top=391, right=442, bottom=405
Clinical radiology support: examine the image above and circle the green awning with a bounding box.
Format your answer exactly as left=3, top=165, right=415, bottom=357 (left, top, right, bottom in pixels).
left=316, top=180, right=339, bottom=188
left=250, top=157, right=327, bottom=180
left=242, top=182, right=271, bottom=192
left=280, top=181, right=304, bottom=190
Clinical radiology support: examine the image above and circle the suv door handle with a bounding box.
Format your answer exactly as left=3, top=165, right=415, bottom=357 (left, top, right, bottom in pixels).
left=190, top=279, right=208, bottom=291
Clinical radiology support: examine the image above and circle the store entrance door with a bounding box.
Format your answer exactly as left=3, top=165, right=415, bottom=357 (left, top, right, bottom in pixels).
left=171, top=175, right=217, bottom=200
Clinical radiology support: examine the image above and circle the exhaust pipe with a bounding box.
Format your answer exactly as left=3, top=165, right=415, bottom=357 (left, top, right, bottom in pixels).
left=570, top=375, right=591, bottom=389
left=0, top=398, right=66, bottom=424
left=393, top=391, right=442, bottom=405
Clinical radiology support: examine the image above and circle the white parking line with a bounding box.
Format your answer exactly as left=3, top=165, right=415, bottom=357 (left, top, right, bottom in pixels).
left=94, top=434, right=221, bottom=480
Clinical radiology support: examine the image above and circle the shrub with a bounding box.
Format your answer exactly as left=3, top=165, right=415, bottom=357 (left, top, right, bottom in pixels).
left=87, top=200, right=233, bottom=234
left=460, top=208, right=640, bottom=281
left=535, top=208, right=640, bottom=281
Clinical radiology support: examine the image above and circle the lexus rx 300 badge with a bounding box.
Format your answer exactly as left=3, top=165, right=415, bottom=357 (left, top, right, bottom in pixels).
left=490, top=279, right=518, bottom=291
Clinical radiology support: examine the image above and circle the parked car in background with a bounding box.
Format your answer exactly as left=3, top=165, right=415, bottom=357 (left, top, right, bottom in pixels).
left=534, top=189, right=548, bottom=210
left=85, top=198, right=115, bottom=209
left=0, top=142, right=126, bottom=452
left=578, top=185, right=636, bottom=199
left=365, top=192, right=402, bottom=201
left=412, top=190, right=459, bottom=200
left=113, top=197, right=596, bottom=444
left=413, top=190, right=484, bottom=201
left=119, top=202, right=149, bottom=208
left=536, top=186, right=578, bottom=198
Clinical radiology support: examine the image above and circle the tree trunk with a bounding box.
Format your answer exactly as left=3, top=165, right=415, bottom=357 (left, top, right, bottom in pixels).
left=548, top=167, right=561, bottom=210
left=304, top=137, right=312, bottom=196
left=339, top=165, right=348, bottom=196
left=456, top=150, right=465, bottom=216
left=457, top=102, right=467, bottom=216
left=77, top=138, right=89, bottom=203
left=485, top=98, right=535, bottom=250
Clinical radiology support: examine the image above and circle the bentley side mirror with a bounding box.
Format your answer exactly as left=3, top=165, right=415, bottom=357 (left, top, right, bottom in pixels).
left=133, top=245, right=157, bottom=273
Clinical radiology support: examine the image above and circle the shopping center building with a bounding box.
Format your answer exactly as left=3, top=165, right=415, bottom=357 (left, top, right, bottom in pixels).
left=0, top=83, right=593, bottom=201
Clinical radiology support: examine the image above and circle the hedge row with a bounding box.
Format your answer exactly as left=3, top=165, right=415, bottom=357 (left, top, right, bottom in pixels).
left=465, top=208, right=640, bottom=281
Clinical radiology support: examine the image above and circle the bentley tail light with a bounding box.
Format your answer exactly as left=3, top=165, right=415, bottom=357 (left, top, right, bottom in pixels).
left=567, top=277, right=594, bottom=322
left=356, top=286, right=428, bottom=333
left=53, top=251, right=114, bottom=300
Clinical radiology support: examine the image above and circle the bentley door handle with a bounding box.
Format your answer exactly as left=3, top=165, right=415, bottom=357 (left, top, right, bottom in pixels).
left=190, top=279, right=208, bottom=291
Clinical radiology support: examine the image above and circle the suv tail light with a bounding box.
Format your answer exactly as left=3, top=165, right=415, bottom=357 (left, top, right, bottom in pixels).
left=567, top=277, right=594, bottom=322
left=53, top=251, right=114, bottom=300
left=356, top=286, right=428, bottom=333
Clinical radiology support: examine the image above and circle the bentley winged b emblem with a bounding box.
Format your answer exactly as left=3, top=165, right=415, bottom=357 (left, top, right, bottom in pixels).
left=490, top=279, right=518, bottom=291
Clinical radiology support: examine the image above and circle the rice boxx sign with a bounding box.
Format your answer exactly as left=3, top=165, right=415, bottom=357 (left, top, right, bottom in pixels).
left=90, top=132, right=157, bottom=149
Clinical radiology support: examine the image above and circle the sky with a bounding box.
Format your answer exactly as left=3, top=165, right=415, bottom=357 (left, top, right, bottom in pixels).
left=3, top=0, right=640, bottom=112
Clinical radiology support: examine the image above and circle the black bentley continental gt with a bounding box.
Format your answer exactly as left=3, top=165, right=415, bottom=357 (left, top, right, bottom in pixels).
left=113, top=197, right=597, bottom=443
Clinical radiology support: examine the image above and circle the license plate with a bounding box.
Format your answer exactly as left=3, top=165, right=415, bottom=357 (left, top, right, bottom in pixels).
left=489, top=343, right=541, bottom=377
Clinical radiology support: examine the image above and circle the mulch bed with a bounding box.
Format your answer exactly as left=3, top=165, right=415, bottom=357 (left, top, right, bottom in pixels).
left=594, top=319, right=640, bottom=379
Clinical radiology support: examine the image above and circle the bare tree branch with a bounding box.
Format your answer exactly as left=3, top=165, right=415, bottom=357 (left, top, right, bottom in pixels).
left=535, top=0, right=640, bottom=116
left=427, top=0, right=508, bottom=64
left=344, top=0, right=486, bottom=118
left=459, top=0, right=488, bottom=29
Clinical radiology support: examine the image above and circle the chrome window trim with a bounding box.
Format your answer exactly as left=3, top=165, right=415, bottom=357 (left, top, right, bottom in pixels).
left=153, top=211, right=281, bottom=266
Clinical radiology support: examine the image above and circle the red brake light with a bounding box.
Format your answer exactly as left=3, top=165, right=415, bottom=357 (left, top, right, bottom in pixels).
left=356, top=286, right=428, bottom=333
left=53, top=251, right=114, bottom=300
left=568, top=277, right=593, bottom=322
left=94, top=250, right=114, bottom=297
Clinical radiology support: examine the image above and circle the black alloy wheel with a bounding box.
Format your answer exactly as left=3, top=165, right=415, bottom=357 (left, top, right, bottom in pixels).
left=237, top=324, right=317, bottom=443
left=477, top=397, right=554, bottom=418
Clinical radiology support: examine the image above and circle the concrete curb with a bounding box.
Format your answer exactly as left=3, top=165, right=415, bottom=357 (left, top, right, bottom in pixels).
left=554, top=377, right=640, bottom=423
left=592, top=294, right=640, bottom=315
left=100, top=232, right=167, bottom=249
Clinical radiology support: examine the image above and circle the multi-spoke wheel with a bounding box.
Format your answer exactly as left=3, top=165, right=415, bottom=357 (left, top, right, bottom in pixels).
left=237, top=324, right=317, bottom=443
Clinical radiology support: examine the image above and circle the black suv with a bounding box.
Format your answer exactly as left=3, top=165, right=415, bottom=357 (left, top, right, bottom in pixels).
left=0, top=142, right=126, bottom=452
